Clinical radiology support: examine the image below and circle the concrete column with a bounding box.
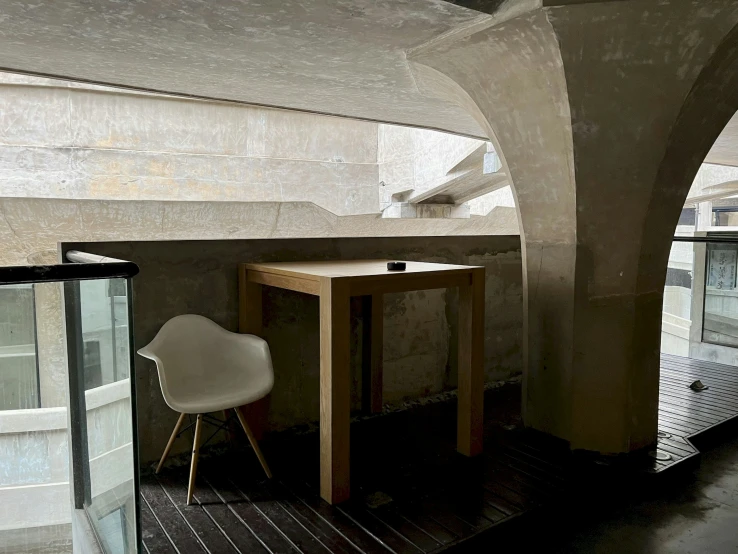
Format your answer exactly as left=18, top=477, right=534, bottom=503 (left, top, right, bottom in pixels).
left=697, top=202, right=713, bottom=232
left=410, top=3, right=738, bottom=453
left=34, top=282, right=68, bottom=408
left=26, top=250, right=69, bottom=409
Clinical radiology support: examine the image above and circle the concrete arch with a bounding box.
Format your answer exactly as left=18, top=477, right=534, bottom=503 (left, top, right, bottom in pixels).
left=408, top=9, right=579, bottom=448
left=408, top=10, right=575, bottom=247
left=622, top=23, right=738, bottom=447
left=408, top=2, right=738, bottom=454
left=407, top=61, right=522, bottom=229
left=643, top=23, right=738, bottom=297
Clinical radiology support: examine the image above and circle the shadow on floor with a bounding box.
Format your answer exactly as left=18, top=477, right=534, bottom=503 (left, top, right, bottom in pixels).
left=501, top=434, right=738, bottom=554
left=141, top=366, right=738, bottom=554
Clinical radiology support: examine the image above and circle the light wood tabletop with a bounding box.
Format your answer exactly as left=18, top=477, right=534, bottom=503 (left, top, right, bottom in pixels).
left=241, top=259, right=476, bottom=277
left=238, top=259, right=485, bottom=504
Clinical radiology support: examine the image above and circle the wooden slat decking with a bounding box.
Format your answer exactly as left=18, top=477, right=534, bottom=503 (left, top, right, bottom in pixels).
left=653, top=353, right=738, bottom=472
left=140, top=355, right=738, bottom=553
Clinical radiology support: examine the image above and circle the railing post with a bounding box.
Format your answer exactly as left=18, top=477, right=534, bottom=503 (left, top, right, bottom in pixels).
left=63, top=280, right=92, bottom=509
left=126, top=277, right=143, bottom=553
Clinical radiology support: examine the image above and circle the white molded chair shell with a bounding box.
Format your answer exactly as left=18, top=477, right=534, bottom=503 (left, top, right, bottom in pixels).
left=138, top=314, right=274, bottom=414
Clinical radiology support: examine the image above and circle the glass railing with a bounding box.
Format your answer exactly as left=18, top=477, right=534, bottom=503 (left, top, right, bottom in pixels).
left=661, top=239, right=695, bottom=357
left=0, top=252, right=140, bottom=554
left=702, top=239, right=738, bottom=347
left=662, top=234, right=738, bottom=362
left=0, top=283, right=39, bottom=410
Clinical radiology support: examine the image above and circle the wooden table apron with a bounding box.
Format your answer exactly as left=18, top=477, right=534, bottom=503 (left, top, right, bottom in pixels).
left=238, top=261, right=485, bottom=505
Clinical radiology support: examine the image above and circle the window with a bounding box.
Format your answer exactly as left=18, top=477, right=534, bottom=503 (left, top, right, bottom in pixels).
left=83, top=340, right=102, bottom=390
left=707, top=245, right=738, bottom=291
left=678, top=208, right=696, bottom=226
left=703, top=243, right=738, bottom=347
left=712, top=207, right=738, bottom=227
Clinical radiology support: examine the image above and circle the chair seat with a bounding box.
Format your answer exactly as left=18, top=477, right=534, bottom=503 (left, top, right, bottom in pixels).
left=167, top=372, right=273, bottom=414
left=137, top=314, right=275, bottom=415
left=138, top=314, right=275, bottom=502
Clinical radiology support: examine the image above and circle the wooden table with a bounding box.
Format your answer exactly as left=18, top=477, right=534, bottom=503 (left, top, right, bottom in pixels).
left=238, top=259, right=485, bottom=504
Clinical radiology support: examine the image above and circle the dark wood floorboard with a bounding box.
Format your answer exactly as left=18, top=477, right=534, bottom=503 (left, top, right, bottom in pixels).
left=205, top=470, right=300, bottom=554
left=156, top=471, right=240, bottom=554
left=652, top=354, right=738, bottom=472
left=262, top=480, right=362, bottom=554
left=227, top=472, right=332, bottom=554
left=140, top=475, right=208, bottom=553
left=338, top=501, right=425, bottom=554
left=284, top=479, right=390, bottom=554
left=140, top=354, right=738, bottom=552
left=193, top=478, right=272, bottom=554
left=140, top=496, right=177, bottom=554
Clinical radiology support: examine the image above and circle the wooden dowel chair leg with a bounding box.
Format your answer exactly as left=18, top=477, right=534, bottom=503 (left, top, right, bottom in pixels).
left=156, top=412, right=187, bottom=474
left=235, top=407, right=272, bottom=479
left=187, top=414, right=204, bottom=506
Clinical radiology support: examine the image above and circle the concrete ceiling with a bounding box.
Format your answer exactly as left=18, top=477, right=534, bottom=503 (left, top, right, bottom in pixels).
left=707, top=113, right=738, bottom=167
left=0, top=0, right=491, bottom=139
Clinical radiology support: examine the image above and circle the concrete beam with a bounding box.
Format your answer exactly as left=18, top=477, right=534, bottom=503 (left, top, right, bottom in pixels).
left=0, top=1, right=491, bottom=138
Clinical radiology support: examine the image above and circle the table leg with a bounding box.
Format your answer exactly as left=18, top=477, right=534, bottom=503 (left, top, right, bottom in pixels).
left=238, top=266, right=263, bottom=336
left=238, top=266, right=267, bottom=438
left=361, top=294, right=384, bottom=414
left=458, top=267, right=485, bottom=457
left=320, top=277, right=351, bottom=504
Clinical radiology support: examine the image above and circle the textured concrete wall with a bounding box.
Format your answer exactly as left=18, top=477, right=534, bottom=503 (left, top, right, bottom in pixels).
left=377, top=124, right=482, bottom=205
left=690, top=164, right=738, bottom=199
left=0, top=74, right=380, bottom=216
left=0, top=73, right=519, bottom=224
left=0, top=197, right=519, bottom=269
left=62, top=236, right=523, bottom=463
left=377, top=124, right=510, bottom=216
left=0, top=74, right=520, bottom=272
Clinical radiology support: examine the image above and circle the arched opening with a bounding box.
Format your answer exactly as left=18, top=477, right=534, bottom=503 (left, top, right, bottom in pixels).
left=651, top=23, right=738, bottom=460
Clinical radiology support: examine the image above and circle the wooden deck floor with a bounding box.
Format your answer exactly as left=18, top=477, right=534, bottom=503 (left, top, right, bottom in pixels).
left=654, top=353, right=738, bottom=471
left=140, top=355, right=738, bottom=553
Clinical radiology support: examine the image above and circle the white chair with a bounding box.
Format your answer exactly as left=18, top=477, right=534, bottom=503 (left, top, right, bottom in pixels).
left=138, top=314, right=274, bottom=504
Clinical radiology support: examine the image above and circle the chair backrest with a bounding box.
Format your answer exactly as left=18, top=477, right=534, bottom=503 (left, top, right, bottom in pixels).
left=137, top=314, right=273, bottom=410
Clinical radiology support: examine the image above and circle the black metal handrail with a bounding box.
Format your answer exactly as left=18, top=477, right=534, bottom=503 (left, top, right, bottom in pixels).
left=673, top=236, right=738, bottom=243
left=0, top=250, right=138, bottom=285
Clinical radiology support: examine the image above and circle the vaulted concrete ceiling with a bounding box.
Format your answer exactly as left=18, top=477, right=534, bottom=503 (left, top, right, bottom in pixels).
left=0, top=0, right=492, bottom=138
left=7, top=0, right=736, bottom=165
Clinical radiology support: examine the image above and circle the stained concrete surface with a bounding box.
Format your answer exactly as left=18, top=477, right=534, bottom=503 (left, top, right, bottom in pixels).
left=514, top=435, right=738, bottom=553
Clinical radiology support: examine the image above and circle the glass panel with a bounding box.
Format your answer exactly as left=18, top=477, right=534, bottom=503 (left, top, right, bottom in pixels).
left=703, top=242, right=738, bottom=347
left=661, top=242, right=695, bottom=357
left=713, top=207, right=738, bottom=227
left=78, top=278, right=137, bottom=553
left=0, top=284, right=39, bottom=410
left=0, top=283, right=72, bottom=552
